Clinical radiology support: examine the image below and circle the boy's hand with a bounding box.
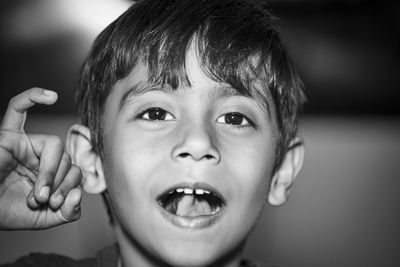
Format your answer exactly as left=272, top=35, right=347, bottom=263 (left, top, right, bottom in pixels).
left=0, top=88, right=82, bottom=230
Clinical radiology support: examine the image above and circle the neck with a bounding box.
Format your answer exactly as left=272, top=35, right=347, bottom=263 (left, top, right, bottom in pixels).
left=113, top=223, right=245, bottom=267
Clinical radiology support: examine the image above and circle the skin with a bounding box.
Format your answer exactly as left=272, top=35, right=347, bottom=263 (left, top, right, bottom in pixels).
left=0, top=88, right=82, bottom=230
left=98, top=48, right=279, bottom=267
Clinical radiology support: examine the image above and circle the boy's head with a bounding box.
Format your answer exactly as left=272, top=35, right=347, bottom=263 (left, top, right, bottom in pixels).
left=67, top=0, right=305, bottom=266
left=77, top=0, right=304, bottom=171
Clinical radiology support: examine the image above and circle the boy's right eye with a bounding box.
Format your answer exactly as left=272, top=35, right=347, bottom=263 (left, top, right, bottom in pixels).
left=136, top=107, right=175, bottom=121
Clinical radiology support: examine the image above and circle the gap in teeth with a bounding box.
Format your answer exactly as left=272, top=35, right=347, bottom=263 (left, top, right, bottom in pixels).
left=160, top=187, right=223, bottom=216
left=172, top=187, right=211, bottom=195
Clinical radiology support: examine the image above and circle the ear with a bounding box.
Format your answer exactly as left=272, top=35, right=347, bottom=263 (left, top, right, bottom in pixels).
left=66, top=124, right=107, bottom=195
left=268, top=137, right=305, bottom=206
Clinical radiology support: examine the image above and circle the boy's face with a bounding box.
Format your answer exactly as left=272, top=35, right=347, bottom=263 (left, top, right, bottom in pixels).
left=101, top=48, right=278, bottom=266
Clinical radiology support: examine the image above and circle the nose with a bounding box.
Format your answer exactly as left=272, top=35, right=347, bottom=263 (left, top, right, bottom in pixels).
left=171, top=122, right=221, bottom=163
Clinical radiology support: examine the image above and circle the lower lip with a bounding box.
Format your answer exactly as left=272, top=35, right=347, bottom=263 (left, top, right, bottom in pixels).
left=157, top=204, right=224, bottom=229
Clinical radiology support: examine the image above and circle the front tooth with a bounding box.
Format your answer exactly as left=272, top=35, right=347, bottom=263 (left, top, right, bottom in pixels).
left=184, top=188, right=193, bottom=194
left=195, top=189, right=204, bottom=195
left=176, top=188, right=184, bottom=193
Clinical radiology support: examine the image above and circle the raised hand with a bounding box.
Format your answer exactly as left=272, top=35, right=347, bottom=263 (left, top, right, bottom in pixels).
left=0, top=88, right=82, bottom=230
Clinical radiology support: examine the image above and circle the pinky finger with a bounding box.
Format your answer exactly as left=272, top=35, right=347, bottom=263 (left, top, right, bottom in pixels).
left=59, top=187, right=82, bottom=223
left=50, top=165, right=82, bottom=210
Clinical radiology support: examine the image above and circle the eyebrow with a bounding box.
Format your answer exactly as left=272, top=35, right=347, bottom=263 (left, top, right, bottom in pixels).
left=119, top=81, right=166, bottom=110
left=213, top=84, right=272, bottom=118
left=120, top=82, right=234, bottom=110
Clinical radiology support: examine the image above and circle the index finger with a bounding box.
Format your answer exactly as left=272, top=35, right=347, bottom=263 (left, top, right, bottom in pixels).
left=1, top=88, right=58, bottom=131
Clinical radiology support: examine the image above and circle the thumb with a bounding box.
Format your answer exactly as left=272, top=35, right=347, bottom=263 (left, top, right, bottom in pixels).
left=59, top=187, right=82, bottom=223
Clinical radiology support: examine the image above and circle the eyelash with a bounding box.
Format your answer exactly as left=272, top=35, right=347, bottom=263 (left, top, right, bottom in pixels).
left=136, top=107, right=256, bottom=129
left=136, top=107, right=175, bottom=121
left=216, top=112, right=256, bottom=129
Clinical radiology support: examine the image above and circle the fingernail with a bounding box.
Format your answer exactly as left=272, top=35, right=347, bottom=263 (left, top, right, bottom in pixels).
left=43, top=89, right=57, bottom=97
left=39, top=186, right=50, bottom=199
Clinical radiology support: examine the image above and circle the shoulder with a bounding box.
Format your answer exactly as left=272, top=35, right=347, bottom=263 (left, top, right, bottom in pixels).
left=1, top=253, right=95, bottom=267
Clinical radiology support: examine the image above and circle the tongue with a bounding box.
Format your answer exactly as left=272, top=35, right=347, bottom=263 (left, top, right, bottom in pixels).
left=175, top=195, right=213, bottom=217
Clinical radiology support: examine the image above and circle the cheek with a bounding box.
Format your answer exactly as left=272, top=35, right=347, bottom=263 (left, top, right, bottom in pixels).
left=221, top=133, right=276, bottom=235
left=222, top=131, right=276, bottom=191
left=102, top=125, right=153, bottom=218
left=102, top=122, right=173, bottom=215
left=233, top=158, right=270, bottom=224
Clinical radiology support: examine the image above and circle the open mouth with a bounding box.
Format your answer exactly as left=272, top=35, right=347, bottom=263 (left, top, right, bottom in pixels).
left=158, top=187, right=225, bottom=218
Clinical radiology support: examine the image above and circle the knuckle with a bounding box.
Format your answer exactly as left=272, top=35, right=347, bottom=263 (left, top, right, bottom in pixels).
left=8, top=96, right=18, bottom=108
left=7, top=88, right=39, bottom=108
left=28, top=87, right=41, bottom=95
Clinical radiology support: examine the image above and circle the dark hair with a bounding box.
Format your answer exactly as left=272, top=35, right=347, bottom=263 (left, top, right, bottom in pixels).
left=77, top=0, right=305, bottom=171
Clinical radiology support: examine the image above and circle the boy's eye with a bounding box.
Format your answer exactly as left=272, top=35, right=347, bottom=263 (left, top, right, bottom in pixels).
left=138, top=107, right=175, bottom=121
left=216, top=112, right=253, bottom=127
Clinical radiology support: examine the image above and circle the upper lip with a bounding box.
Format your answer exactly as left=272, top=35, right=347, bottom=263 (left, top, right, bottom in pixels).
left=156, top=181, right=226, bottom=205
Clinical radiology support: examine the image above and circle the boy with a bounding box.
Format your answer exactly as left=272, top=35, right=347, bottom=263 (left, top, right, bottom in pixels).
left=0, top=0, right=305, bottom=266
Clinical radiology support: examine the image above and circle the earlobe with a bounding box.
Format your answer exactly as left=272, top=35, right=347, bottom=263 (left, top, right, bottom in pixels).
left=66, top=124, right=107, bottom=195
left=268, top=137, right=305, bottom=206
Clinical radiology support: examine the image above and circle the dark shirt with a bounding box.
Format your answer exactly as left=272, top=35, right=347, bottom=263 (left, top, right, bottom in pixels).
left=1, top=244, right=271, bottom=267
left=1, top=245, right=118, bottom=267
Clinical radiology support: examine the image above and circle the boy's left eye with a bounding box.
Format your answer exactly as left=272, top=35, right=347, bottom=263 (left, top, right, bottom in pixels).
left=216, top=112, right=253, bottom=127
left=137, top=107, right=175, bottom=121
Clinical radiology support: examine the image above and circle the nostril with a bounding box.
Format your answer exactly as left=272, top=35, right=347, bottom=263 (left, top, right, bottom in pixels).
left=204, top=155, right=215, bottom=160
left=177, top=152, right=216, bottom=161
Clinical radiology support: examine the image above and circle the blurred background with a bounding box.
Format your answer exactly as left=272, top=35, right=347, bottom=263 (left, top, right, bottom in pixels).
left=0, top=0, right=399, bottom=266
